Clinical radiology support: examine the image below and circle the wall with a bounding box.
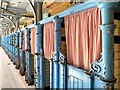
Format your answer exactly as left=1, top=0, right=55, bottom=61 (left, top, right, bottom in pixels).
left=43, top=2, right=75, bottom=16
left=114, top=19, right=120, bottom=89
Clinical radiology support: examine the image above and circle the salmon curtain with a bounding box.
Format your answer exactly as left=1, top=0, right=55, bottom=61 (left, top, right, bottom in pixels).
left=31, top=27, right=36, bottom=55
left=44, top=22, right=54, bottom=60
left=64, top=7, right=102, bottom=70
left=22, top=30, right=26, bottom=50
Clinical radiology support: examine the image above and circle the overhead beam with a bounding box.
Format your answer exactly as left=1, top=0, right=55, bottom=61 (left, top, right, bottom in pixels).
left=2, top=8, right=34, bottom=18
left=7, top=7, right=26, bottom=14
left=2, top=8, right=16, bottom=15
left=22, top=14, right=34, bottom=18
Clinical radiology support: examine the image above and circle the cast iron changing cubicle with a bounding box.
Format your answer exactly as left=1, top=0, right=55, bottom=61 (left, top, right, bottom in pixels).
left=1, top=1, right=119, bottom=89
left=34, top=1, right=119, bottom=89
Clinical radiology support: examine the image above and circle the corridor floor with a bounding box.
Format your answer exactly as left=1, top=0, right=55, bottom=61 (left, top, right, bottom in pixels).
left=0, top=47, right=34, bottom=89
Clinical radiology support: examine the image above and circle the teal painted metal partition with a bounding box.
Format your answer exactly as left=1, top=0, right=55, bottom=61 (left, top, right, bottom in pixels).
left=1, top=1, right=120, bottom=89
left=37, top=1, right=119, bottom=89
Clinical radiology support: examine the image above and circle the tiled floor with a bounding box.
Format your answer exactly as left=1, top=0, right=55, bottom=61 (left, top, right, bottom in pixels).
left=0, top=47, right=34, bottom=89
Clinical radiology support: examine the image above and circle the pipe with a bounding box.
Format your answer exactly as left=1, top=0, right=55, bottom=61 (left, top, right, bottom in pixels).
left=98, top=2, right=118, bottom=88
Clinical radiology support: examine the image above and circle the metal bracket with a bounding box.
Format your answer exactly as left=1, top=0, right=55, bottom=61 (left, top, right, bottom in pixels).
left=50, top=52, right=57, bottom=62
left=90, top=57, right=103, bottom=76
left=58, top=48, right=66, bottom=65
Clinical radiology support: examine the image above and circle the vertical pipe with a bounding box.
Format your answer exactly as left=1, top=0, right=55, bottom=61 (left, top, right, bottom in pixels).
left=98, top=2, right=118, bottom=87
left=53, top=17, right=63, bottom=88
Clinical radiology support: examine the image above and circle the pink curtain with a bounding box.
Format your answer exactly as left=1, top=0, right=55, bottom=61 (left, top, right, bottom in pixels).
left=31, top=27, right=36, bottom=55
left=22, top=29, right=26, bottom=51
left=44, top=22, right=54, bottom=60
left=64, top=7, right=102, bottom=70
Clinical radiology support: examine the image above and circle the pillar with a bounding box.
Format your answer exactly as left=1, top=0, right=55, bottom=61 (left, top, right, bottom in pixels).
left=25, top=28, right=33, bottom=84
left=15, top=19, right=19, bottom=32
left=34, top=2, right=43, bottom=23
left=52, top=17, right=63, bottom=88
left=34, top=24, right=44, bottom=88
left=99, top=2, right=118, bottom=88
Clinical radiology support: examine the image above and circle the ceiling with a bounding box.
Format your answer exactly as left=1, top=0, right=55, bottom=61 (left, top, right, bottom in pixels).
left=0, top=0, right=34, bottom=35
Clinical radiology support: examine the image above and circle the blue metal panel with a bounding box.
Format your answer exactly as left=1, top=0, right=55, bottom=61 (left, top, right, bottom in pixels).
left=50, top=58, right=54, bottom=88
left=58, top=64, right=64, bottom=88
left=34, top=55, right=40, bottom=87
left=67, top=65, right=91, bottom=88
left=39, top=53, right=44, bottom=88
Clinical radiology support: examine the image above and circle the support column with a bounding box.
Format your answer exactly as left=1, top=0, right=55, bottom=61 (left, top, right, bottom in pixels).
left=12, top=33, right=16, bottom=64
left=99, top=2, right=118, bottom=88
left=19, top=31, right=25, bottom=75
left=52, top=17, right=63, bottom=88
left=34, top=24, right=43, bottom=88
left=15, top=18, right=19, bottom=32
left=15, top=32, right=20, bottom=69
left=34, top=2, right=43, bottom=23
left=25, top=28, right=33, bottom=85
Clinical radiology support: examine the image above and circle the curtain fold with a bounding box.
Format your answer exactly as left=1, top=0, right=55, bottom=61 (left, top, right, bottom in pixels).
left=64, top=7, right=102, bottom=70
left=31, top=27, right=36, bottom=55
left=44, top=22, right=54, bottom=60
